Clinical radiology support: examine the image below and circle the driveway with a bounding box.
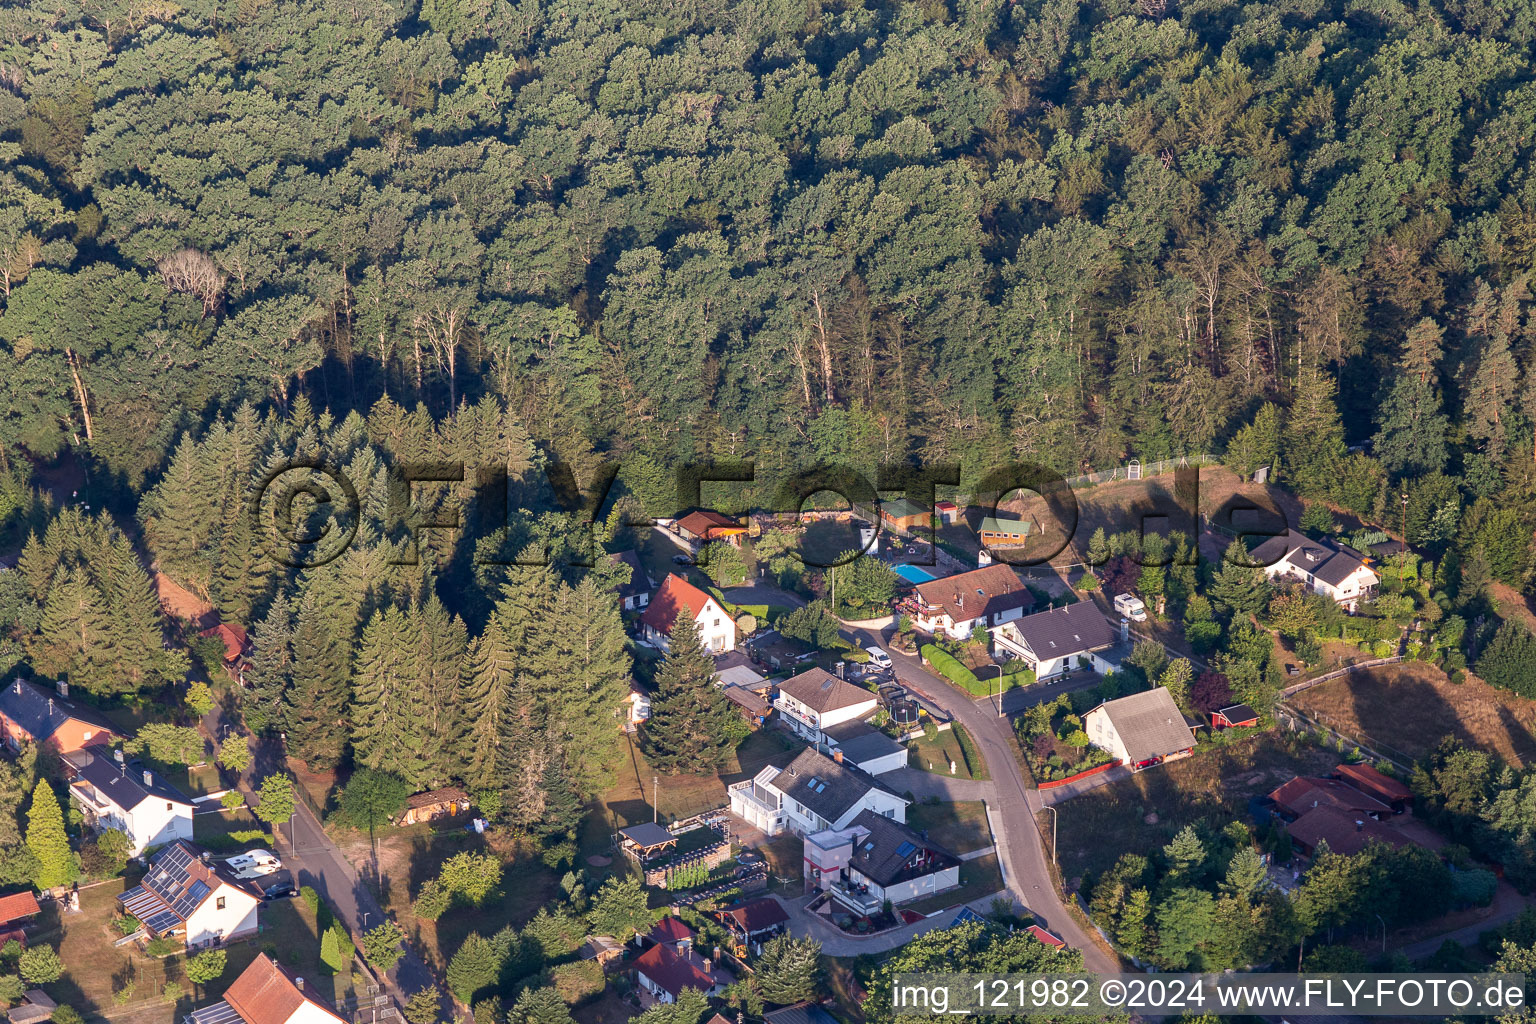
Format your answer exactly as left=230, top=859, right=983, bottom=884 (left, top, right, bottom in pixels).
left=199, top=702, right=437, bottom=1006
left=841, top=624, right=1121, bottom=972
left=723, top=580, right=808, bottom=609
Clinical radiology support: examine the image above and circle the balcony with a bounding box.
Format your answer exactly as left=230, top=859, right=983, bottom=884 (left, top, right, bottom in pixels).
left=728, top=780, right=784, bottom=830
left=829, top=880, right=883, bottom=917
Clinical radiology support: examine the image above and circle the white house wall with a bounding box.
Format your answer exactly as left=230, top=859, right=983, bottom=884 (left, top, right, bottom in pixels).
left=183, top=887, right=259, bottom=947
left=861, top=865, right=961, bottom=905
left=853, top=749, right=909, bottom=777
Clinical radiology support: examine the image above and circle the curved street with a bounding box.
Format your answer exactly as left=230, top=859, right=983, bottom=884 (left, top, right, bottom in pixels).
left=841, top=622, right=1121, bottom=973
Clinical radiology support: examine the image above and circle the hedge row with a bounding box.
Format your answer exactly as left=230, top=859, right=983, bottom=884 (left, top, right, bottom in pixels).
left=921, top=645, right=1034, bottom=696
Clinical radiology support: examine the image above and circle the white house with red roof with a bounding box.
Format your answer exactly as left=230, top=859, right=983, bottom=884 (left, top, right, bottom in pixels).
left=185, top=953, right=346, bottom=1024
left=641, top=574, right=736, bottom=653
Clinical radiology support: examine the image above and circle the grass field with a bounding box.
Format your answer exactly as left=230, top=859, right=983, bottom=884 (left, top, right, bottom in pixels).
left=907, top=800, right=993, bottom=855
left=902, top=854, right=1004, bottom=915
left=1289, top=661, right=1536, bottom=769
left=908, top=725, right=988, bottom=781
left=1045, top=732, right=1337, bottom=882
left=46, top=874, right=351, bottom=1024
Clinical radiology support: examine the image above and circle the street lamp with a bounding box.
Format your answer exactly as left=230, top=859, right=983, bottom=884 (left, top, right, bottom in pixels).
left=1045, top=804, right=1058, bottom=867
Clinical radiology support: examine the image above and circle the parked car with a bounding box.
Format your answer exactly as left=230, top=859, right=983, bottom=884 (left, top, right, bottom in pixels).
left=672, top=554, right=695, bottom=565
left=864, top=646, right=893, bottom=669
left=1113, top=593, right=1148, bottom=622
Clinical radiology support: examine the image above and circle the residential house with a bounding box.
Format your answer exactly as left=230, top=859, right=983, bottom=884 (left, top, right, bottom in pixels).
left=1267, top=777, right=1392, bottom=821
left=643, top=915, right=694, bottom=953
left=978, top=516, right=1029, bottom=550
left=821, top=720, right=908, bottom=776
left=393, top=788, right=470, bottom=826
left=675, top=510, right=747, bottom=548
left=633, top=942, right=723, bottom=1003
left=1083, top=687, right=1197, bottom=771
left=715, top=897, right=788, bottom=955
left=184, top=953, right=346, bottom=1024
left=0, top=891, right=39, bottom=948
left=197, top=623, right=251, bottom=683
left=63, top=749, right=194, bottom=857
left=773, top=668, right=878, bottom=743
left=1333, top=762, right=1413, bottom=813
left=641, top=574, right=736, bottom=653
left=991, top=602, right=1123, bottom=679
left=805, top=809, right=960, bottom=916
left=1248, top=530, right=1380, bottom=611
left=609, top=550, right=654, bottom=611
left=763, top=1005, right=841, bottom=1024
left=119, top=840, right=264, bottom=948
left=908, top=565, right=1034, bottom=640
left=728, top=748, right=907, bottom=836
left=879, top=498, right=931, bottom=533
left=1211, top=704, right=1259, bottom=729
left=0, top=679, right=118, bottom=754
left=1286, top=805, right=1414, bottom=859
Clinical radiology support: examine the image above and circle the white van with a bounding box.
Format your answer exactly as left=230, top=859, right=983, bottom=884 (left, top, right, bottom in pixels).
left=1114, top=593, right=1148, bottom=622
left=865, top=646, right=893, bottom=669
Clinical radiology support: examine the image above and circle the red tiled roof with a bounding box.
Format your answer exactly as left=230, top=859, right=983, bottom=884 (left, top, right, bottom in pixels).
left=641, top=574, right=717, bottom=636
left=1026, top=924, right=1065, bottom=948
left=1286, top=806, right=1413, bottom=858
left=223, top=953, right=345, bottom=1024
left=634, top=942, right=713, bottom=999
left=676, top=511, right=745, bottom=540
left=913, top=565, right=1033, bottom=624
left=199, top=623, right=250, bottom=662
left=648, top=916, right=694, bottom=944
left=1335, top=763, right=1413, bottom=802
left=1268, top=777, right=1390, bottom=818
left=718, top=897, right=788, bottom=934
left=0, top=891, right=40, bottom=925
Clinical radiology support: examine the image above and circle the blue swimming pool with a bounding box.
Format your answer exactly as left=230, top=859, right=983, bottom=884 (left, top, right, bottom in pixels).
left=892, top=564, right=939, bottom=584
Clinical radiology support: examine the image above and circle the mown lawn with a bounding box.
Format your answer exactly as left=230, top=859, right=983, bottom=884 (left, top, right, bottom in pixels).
left=1045, top=732, right=1336, bottom=883
left=907, top=801, right=993, bottom=855
left=908, top=724, right=988, bottom=780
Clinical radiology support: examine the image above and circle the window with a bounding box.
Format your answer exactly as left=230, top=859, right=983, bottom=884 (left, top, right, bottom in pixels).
left=713, top=619, right=721, bottom=627
left=167, top=802, right=173, bottom=810
left=216, top=896, right=226, bottom=910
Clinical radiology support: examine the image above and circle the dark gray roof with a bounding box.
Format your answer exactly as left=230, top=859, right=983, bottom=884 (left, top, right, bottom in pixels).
left=618, top=822, right=676, bottom=848
left=0, top=679, right=116, bottom=743
left=723, top=686, right=769, bottom=714
left=67, top=750, right=193, bottom=810
left=822, top=721, right=903, bottom=765
left=778, top=668, right=877, bottom=714
left=846, top=808, right=959, bottom=887
left=1249, top=530, right=1370, bottom=588
left=777, top=749, right=902, bottom=825
left=608, top=549, right=652, bottom=599
left=1010, top=602, right=1116, bottom=659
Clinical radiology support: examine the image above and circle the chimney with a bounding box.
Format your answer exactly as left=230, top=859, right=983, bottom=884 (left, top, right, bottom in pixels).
left=832, top=749, right=844, bottom=764
left=143, top=770, right=153, bottom=787
left=56, top=680, right=68, bottom=698
left=1355, top=820, right=1364, bottom=832
left=114, top=748, right=125, bottom=766
left=702, top=958, right=711, bottom=972
left=201, top=851, right=211, bottom=863
left=47, top=698, right=53, bottom=715
left=295, top=978, right=303, bottom=989
left=1120, top=617, right=1129, bottom=641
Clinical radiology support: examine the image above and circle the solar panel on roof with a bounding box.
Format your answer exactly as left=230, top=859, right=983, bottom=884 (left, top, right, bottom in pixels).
left=171, top=879, right=211, bottom=919
left=143, top=909, right=181, bottom=932
left=189, top=1001, right=244, bottom=1024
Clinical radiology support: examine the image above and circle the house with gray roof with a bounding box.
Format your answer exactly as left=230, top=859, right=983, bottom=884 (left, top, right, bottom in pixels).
left=774, top=667, right=878, bottom=743
left=0, top=678, right=119, bottom=754
left=991, top=601, right=1125, bottom=679
left=821, top=720, right=907, bottom=776
left=803, top=808, right=960, bottom=915
left=63, top=749, right=195, bottom=856
left=728, top=748, right=907, bottom=837
left=1083, top=687, right=1196, bottom=771
left=1247, top=530, right=1379, bottom=611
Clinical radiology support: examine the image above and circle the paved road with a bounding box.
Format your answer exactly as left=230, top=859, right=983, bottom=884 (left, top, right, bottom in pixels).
left=842, top=624, right=1120, bottom=972
left=199, top=701, right=437, bottom=1005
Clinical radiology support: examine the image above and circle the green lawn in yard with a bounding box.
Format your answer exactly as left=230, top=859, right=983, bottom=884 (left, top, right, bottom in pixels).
left=46, top=873, right=351, bottom=1024
left=168, top=761, right=223, bottom=798
left=1046, top=731, right=1338, bottom=883
left=192, top=807, right=273, bottom=849
left=907, top=725, right=988, bottom=780
left=901, top=854, right=1005, bottom=916
left=906, top=801, right=993, bottom=855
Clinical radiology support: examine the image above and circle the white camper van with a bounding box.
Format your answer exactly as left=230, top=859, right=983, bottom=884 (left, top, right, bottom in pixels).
left=1113, top=593, right=1148, bottom=622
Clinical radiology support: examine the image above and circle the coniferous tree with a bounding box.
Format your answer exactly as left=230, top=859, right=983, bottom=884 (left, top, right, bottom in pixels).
left=415, top=595, right=468, bottom=787
left=1208, top=541, right=1268, bottom=618
left=351, top=605, right=430, bottom=787
left=285, top=589, right=350, bottom=769
left=541, top=577, right=629, bottom=793
left=245, top=591, right=295, bottom=733
left=460, top=623, right=515, bottom=794
left=643, top=614, right=742, bottom=772
left=1281, top=369, right=1347, bottom=499
left=25, top=782, right=73, bottom=889
left=754, top=935, right=823, bottom=1005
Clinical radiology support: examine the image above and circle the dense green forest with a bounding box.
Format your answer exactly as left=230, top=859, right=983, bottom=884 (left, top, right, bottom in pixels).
left=1, top=0, right=1534, bottom=498
left=5, top=0, right=1536, bottom=849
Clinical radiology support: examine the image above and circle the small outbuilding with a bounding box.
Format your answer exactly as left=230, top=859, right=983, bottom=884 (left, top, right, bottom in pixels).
left=395, top=787, right=471, bottom=826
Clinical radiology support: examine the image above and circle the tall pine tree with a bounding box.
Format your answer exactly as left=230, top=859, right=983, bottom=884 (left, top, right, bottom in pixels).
left=244, top=591, right=295, bottom=734
left=285, top=589, right=351, bottom=769
left=644, top=615, right=741, bottom=772
left=25, top=781, right=73, bottom=889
